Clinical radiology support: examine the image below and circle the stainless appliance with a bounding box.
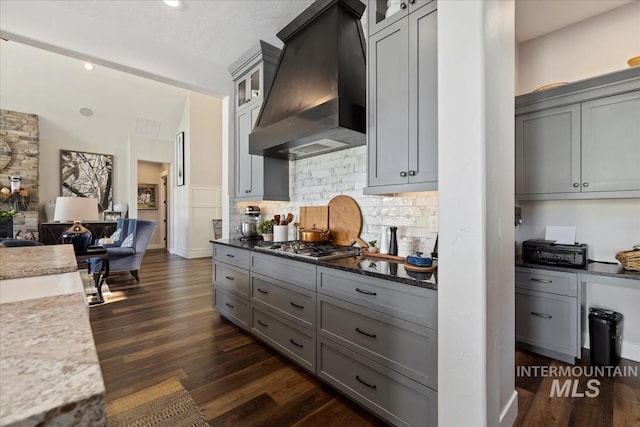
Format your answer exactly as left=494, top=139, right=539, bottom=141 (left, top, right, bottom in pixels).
left=522, top=239, right=588, bottom=268
left=238, top=206, right=261, bottom=240
left=254, top=241, right=361, bottom=261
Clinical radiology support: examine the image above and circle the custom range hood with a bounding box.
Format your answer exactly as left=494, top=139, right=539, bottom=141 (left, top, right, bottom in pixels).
left=249, top=0, right=366, bottom=160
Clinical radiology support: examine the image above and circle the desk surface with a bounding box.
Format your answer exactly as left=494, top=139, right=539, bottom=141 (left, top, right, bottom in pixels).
left=0, top=245, right=77, bottom=280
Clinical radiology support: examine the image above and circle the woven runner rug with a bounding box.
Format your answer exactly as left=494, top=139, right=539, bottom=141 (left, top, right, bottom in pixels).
left=106, top=377, right=208, bottom=427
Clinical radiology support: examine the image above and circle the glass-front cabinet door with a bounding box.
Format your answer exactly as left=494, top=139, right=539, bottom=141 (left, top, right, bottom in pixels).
left=236, top=64, right=263, bottom=110
left=368, top=0, right=433, bottom=36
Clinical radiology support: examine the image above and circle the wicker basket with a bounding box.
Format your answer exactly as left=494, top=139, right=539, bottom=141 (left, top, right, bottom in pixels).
left=615, top=249, right=640, bottom=271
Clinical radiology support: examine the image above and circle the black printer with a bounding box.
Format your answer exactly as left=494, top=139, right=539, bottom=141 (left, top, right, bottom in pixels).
left=522, top=239, right=588, bottom=268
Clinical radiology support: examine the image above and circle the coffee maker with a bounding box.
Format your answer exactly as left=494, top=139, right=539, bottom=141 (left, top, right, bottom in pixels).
left=238, top=206, right=261, bottom=240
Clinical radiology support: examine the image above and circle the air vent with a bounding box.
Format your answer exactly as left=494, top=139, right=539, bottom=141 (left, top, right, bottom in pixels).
left=135, top=117, right=161, bottom=137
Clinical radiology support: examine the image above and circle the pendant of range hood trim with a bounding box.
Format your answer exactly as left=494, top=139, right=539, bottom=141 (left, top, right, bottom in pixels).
left=248, top=0, right=367, bottom=160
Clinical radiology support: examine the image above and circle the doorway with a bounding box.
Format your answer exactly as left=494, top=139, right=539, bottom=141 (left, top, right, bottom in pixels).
left=137, top=160, right=169, bottom=250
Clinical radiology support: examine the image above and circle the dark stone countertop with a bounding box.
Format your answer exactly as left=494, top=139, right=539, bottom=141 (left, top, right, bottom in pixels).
left=211, top=239, right=437, bottom=291
left=516, top=258, right=640, bottom=282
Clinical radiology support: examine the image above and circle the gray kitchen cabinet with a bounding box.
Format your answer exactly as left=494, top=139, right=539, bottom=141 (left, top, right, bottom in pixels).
left=365, top=1, right=437, bottom=194
left=212, top=243, right=251, bottom=331
left=515, top=68, right=640, bottom=200
left=367, top=0, right=434, bottom=36
left=515, top=267, right=580, bottom=364
left=229, top=41, right=289, bottom=201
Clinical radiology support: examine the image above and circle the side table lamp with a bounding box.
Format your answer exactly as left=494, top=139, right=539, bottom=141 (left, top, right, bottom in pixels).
left=53, top=196, right=100, bottom=254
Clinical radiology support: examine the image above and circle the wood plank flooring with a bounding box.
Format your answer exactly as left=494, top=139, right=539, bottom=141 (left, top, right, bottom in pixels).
left=89, top=250, right=640, bottom=426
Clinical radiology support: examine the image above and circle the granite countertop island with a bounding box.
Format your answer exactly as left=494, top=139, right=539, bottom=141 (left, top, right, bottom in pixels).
left=0, top=245, right=105, bottom=426
left=212, top=239, right=437, bottom=290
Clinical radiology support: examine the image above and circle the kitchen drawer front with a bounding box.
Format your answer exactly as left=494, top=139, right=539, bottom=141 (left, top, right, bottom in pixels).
left=318, top=337, right=437, bottom=427
left=251, top=306, right=315, bottom=373
left=214, top=262, right=250, bottom=297
left=318, top=295, right=437, bottom=389
left=213, top=244, right=250, bottom=270
left=317, top=266, right=437, bottom=328
left=251, top=253, right=317, bottom=291
left=214, top=286, right=250, bottom=331
left=515, top=289, right=578, bottom=357
left=515, top=267, right=577, bottom=297
left=251, top=272, right=315, bottom=330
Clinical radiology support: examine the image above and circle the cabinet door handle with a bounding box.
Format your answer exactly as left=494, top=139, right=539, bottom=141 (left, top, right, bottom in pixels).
left=530, top=278, right=552, bottom=284
left=531, top=311, right=552, bottom=319
left=583, top=182, right=589, bottom=187
left=356, top=288, right=377, bottom=296
left=356, top=327, right=377, bottom=338
left=409, top=0, right=416, bottom=4
left=225, top=276, right=235, bottom=281
left=408, top=170, right=416, bottom=176
left=226, top=254, right=235, bottom=258
left=573, top=183, right=580, bottom=188
left=257, top=288, right=268, bottom=294
left=289, top=339, right=303, bottom=348
left=400, top=171, right=407, bottom=177
left=225, top=302, right=234, bottom=308
left=245, top=189, right=251, bottom=193
left=290, top=301, right=304, bottom=309
left=257, top=320, right=268, bottom=327
left=355, top=375, right=377, bottom=389
left=400, top=2, right=407, bottom=10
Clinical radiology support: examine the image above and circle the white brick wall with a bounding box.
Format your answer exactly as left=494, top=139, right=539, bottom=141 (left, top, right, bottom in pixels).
left=231, top=146, right=439, bottom=254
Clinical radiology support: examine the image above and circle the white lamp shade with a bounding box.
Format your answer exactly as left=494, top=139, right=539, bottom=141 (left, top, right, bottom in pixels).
left=53, top=197, right=100, bottom=221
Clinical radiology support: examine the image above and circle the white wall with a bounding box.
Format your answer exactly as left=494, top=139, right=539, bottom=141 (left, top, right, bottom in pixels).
left=516, top=1, right=640, bottom=361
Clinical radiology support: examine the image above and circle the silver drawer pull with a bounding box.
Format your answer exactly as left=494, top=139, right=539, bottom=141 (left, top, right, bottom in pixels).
left=356, top=288, right=377, bottom=296
left=355, top=375, right=377, bottom=389
left=355, top=327, right=377, bottom=338
left=225, top=302, right=234, bottom=308
left=531, top=278, right=552, bottom=284
left=531, top=311, right=552, bottom=319
left=257, top=288, right=268, bottom=294
left=289, top=339, right=303, bottom=348
left=226, top=254, right=235, bottom=258
left=290, top=302, right=304, bottom=309
left=257, top=320, right=268, bottom=327
left=225, top=276, right=235, bottom=281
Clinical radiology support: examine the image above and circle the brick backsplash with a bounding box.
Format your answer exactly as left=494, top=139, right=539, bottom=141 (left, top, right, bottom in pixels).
left=231, top=146, right=438, bottom=254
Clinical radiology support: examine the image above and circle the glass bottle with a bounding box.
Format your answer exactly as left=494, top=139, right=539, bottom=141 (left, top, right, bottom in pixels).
left=389, top=226, right=398, bottom=256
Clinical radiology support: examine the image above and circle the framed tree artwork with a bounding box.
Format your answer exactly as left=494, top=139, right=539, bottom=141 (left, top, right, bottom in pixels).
left=176, top=131, right=185, bottom=186
left=60, top=150, right=113, bottom=211
left=137, top=183, right=158, bottom=210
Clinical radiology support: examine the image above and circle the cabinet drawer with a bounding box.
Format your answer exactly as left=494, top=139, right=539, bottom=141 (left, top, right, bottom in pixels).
left=214, top=262, right=249, bottom=297
left=251, top=272, right=315, bottom=330
left=214, top=286, right=249, bottom=331
left=317, top=267, right=437, bottom=328
left=318, top=295, right=437, bottom=389
left=515, top=267, right=577, bottom=297
left=318, top=337, right=437, bottom=427
left=251, top=253, right=317, bottom=291
left=515, top=290, right=578, bottom=357
left=251, top=306, right=315, bottom=373
left=213, top=244, right=250, bottom=270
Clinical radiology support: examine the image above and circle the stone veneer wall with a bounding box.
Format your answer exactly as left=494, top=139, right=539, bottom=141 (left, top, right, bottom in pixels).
left=0, top=109, right=39, bottom=239
left=230, top=146, right=439, bottom=254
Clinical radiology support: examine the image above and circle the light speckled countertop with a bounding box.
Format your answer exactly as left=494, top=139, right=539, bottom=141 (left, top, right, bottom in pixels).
left=0, top=245, right=78, bottom=280
left=0, top=248, right=105, bottom=426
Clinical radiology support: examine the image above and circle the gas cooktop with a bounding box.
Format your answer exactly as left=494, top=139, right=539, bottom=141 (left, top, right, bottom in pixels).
left=254, top=241, right=361, bottom=261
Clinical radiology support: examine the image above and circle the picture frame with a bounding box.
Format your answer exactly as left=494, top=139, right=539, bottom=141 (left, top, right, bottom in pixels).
left=103, top=210, right=122, bottom=221
left=137, top=183, right=158, bottom=210
left=176, top=131, right=185, bottom=186
left=60, top=150, right=113, bottom=211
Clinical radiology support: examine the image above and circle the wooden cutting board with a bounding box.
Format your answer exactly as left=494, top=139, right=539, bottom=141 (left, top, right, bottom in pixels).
left=299, top=206, right=329, bottom=230
left=327, top=195, right=368, bottom=248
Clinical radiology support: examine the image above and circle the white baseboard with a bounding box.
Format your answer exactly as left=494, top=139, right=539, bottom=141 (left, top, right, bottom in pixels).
left=499, top=390, right=518, bottom=427
left=147, top=243, right=165, bottom=250
left=187, top=247, right=213, bottom=259
left=582, top=333, right=640, bottom=363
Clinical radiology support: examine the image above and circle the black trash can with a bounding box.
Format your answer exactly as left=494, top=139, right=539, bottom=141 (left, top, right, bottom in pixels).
left=589, top=307, right=623, bottom=366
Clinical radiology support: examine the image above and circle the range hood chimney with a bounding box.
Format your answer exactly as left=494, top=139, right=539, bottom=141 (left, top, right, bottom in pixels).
left=249, top=0, right=366, bottom=160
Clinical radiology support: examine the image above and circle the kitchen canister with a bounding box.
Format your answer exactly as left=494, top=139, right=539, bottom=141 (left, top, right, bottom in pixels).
left=273, top=225, right=288, bottom=242
left=397, top=237, right=416, bottom=258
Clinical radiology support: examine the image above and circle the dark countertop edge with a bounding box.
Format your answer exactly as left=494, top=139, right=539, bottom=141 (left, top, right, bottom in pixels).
left=211, top=239, right=437, bottom=291
left=516, top=259, right=640, bottom=281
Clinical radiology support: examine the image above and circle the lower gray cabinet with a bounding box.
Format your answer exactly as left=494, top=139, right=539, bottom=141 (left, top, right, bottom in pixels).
left=318, top=337, right=437, bottom=427
left=213, top=286, right=250, bottom=331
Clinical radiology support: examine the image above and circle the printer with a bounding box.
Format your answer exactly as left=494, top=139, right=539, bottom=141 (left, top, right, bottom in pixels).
left=522, top=239, right=588, bottom=268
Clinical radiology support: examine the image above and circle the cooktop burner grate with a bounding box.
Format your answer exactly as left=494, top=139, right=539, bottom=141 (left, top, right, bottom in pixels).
left=254, top=241, right=361, bottom=260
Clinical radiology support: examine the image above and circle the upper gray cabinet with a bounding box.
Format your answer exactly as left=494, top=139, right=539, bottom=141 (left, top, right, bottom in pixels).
left=367, top=0, right=433, bottom=36
left=515, top=68, right=640, bottom=200
left=364, top=0, right=437, bottom=195
left=229, top=42, right=289, bottom=201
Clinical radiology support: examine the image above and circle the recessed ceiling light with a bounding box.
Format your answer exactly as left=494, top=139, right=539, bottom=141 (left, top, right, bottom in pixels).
left=84, top=62, right=94, bottom=71
left=163, top=0, right=182, bottom=8
left=79, top=107, right=94, bottom=117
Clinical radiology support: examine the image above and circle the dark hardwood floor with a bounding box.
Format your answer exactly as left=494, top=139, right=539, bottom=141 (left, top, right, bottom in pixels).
left=90, top=250, right=640, bottom=426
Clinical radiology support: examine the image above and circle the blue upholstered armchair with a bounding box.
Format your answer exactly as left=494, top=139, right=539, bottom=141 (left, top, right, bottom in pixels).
left=93, top=219, right=157, bottom=282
